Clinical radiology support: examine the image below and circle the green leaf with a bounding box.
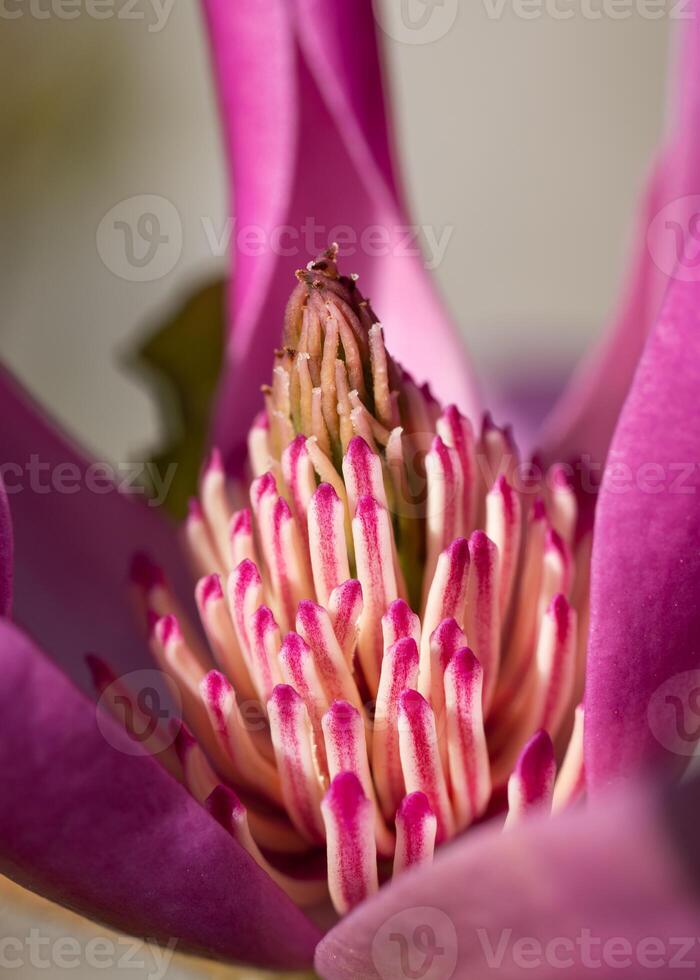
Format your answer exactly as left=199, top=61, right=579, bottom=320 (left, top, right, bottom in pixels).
left=129, top=278, right=226, bottom=518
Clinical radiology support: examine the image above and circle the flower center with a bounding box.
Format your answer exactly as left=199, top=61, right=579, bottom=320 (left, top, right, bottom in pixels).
left=103, top=247, right=588, bottom=916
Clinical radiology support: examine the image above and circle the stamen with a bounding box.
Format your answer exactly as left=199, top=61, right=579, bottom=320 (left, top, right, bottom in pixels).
left=436, top=405, right=477, bottom=534
left=504, top=729, right=556, bottom=827
left=248, top=605, right=284, bottom=704
left=281, top=436, right=316, bottom=546
left=321, top=772, right=378, bottom=915
left=393, top=792, right=437, bottom=875
left=485, top=475, right=522, bottom=616
left=195, top=574, right=256, bottom=703
left=328, top=579, right=363, bottom=665
left=199, top=670, right=282, bottom=803
left=185, top=498, right=223, bottom=577
left=342, top=436, right=388, bottom=515
left=296, top=601, right=363, bottom=710
left=308, top=483, right=351, bottom=607
left=267, top=685, right=326, bottom=844
left=424, top=436, right=463, bottom=604
left=373, top=637, right=420, bottom=820
left=382, top=598, right=421, bottom=649
left=398, top=689, right=455, bottom=843
left=553, top=704, right=585, bottom=811
left=419, top=538, right=470, bottom=696
left=322, top=700, right=394, bottom=855
left=206, top=785, right=326, bottom=907
left=532, top=594, right=577, bottom=738
left=352, top=495, right=398, bottom=692
left=200, top=448, right=232, bottom=568
left=443, top=648, right=491, bottom=830
left=465, top=531, right=501, bottom=708
left=173, top=724, right=218, bottom=803
left=229, top=508, right=257, bottom=569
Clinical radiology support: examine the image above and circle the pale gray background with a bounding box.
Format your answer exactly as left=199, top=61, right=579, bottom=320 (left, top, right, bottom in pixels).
left=0, top=2, right=672, bottom=976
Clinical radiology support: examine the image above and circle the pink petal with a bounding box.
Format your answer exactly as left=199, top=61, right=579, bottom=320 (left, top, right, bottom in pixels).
left=316, top=776, right=700, bottom=978
left=0, top=619, right=320, bottom=968
left=202, top=0, right=479, bottom=464
left=0, top=368, right=192, bottom=688
left=585, top=277, right=700, bottom=791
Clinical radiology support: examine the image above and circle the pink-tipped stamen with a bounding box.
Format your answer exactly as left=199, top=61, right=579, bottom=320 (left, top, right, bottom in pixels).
left=373, top=637, right=420, bottom=821
left=393, top=791, right=437, bottom=875
left=443, top=648, right=491, bottom=830
left=308, top=483, right=351, bottom=607
left=352, top=495, right=398, bottom=693
left=296, top=601, right=363, bottom=711
left=321, top=772, right=378, bottom=915
left=553, top=704, right=585, bottom=811
left=267, top=685, right=326, bottom=844
left=206, top=785, right=326, bottom=906
left=328, top=579, right=363, bottom=665
left=485, top=475, right=522, bottom=617
left=465, top=531, right=501, bottom=709
left=398, top=689, right=455, bottom=843
left=504, top=729, right=556, bottom=827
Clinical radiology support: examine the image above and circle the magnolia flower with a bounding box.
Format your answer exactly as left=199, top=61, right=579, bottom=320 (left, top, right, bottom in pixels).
left=2, top=2, right=700, bottom=979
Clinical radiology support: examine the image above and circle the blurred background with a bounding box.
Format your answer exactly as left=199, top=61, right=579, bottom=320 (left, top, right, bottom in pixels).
left=0, top=1, right=672, bottom=976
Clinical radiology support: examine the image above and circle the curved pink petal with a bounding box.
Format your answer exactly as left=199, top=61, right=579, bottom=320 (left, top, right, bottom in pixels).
left=0, top=618, right=320, bottom=968
left=0, top=366, right=192, bottom=689
left=315, top=778, right=700, bottom=979
left=201, top=0, right=479, bottom=465
left=584, top=277, right=700, bottom=791
left=0, top=474, right=13, bottom=616
left=539, top=6, right=700, bottom=464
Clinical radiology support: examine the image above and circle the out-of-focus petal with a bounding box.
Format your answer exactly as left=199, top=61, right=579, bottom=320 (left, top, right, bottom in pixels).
left=201, top=0, right=479, bottom=464
left=0, top=474, right=13, bottom=615
left=315, top=777, right=700, bottom=979
left=0, top=366, right=193, bottom=689
left=539, top=7, right=700, bottom=464
left=0, top=619, right=320, bottom=969
left=585, top=277, right=700, bottom=790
